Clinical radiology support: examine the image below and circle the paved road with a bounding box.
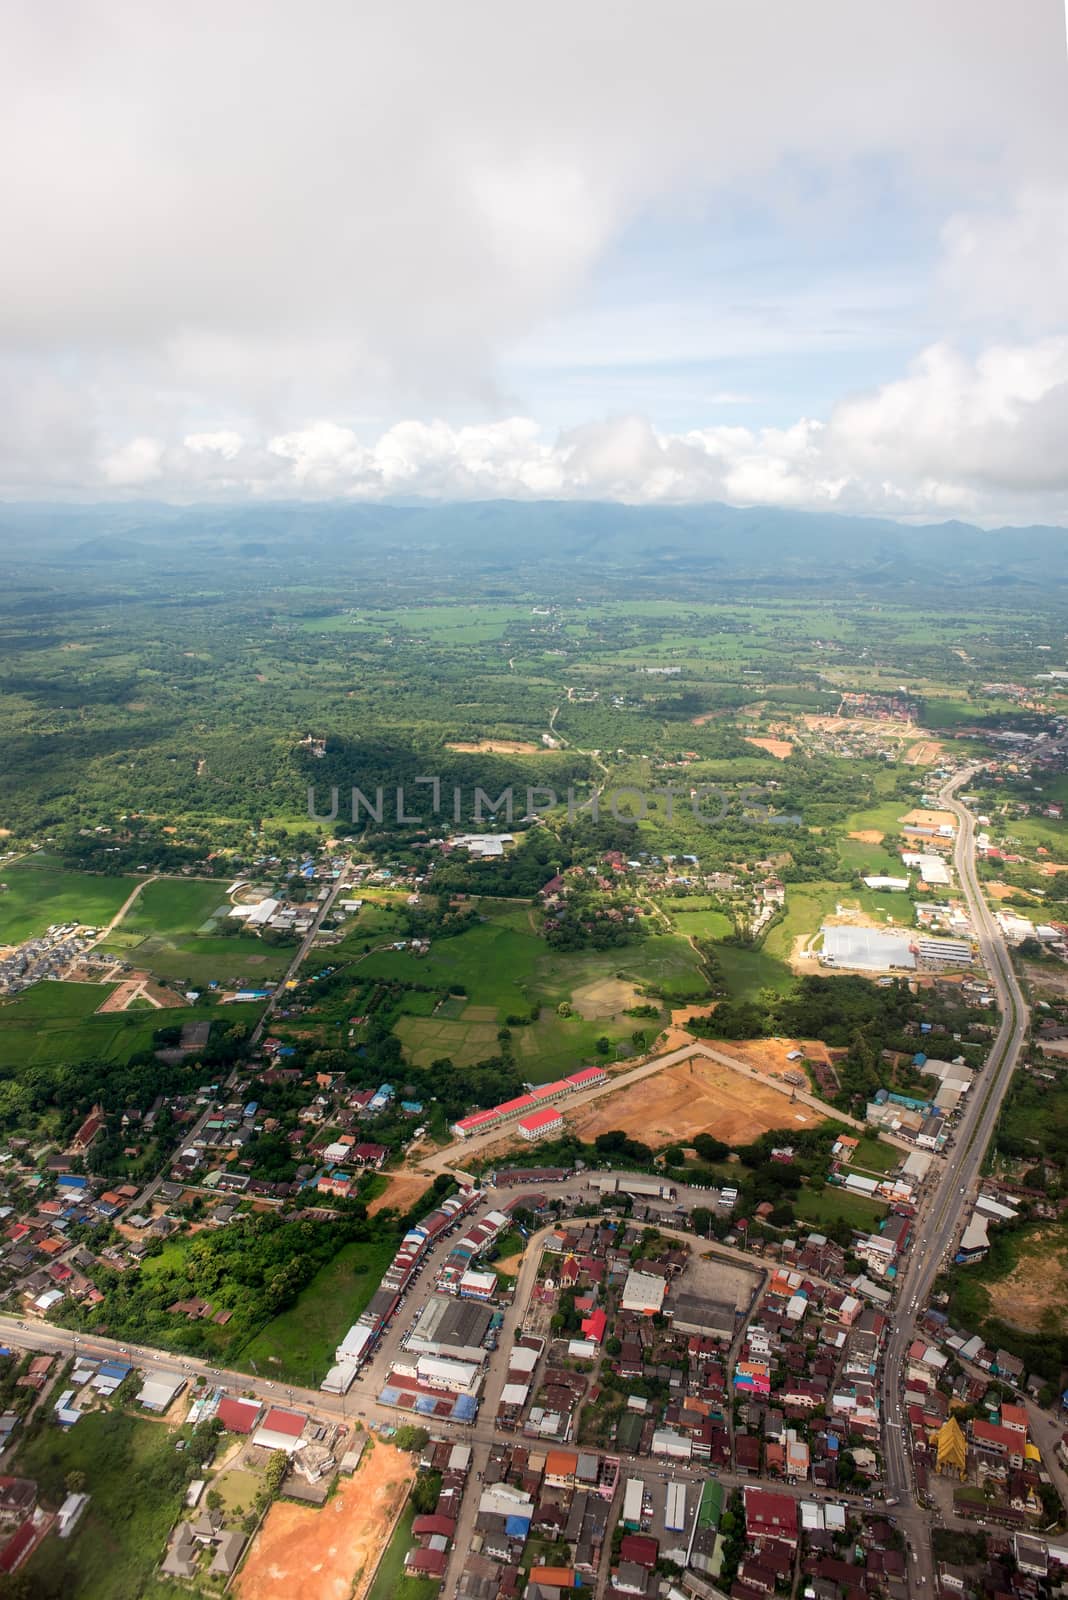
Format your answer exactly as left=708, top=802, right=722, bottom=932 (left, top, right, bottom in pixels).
left=879, top=765, right=1030, bottom=1590
left=251, top=871, right=350, bottom=1044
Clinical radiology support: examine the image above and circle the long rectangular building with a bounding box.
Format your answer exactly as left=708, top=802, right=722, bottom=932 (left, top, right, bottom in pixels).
left=452, top=1068, right=607, bottom=1139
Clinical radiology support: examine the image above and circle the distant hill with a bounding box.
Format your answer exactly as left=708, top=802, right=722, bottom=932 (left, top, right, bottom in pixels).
left=2, top=498, right=1065, bottom=595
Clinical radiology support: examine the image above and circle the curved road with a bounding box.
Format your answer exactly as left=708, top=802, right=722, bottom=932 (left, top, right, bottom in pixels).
left=880, top=765, right=1029, bottom=1584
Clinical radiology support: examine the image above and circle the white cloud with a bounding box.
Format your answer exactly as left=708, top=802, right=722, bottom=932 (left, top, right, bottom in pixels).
left=100, top=436, right=164, bottom=487
left=940, top=186, right=1068, bottom=332
left=0, top=4, right=1066, bottom=518
left=69, top=334, right=1067, bottom=523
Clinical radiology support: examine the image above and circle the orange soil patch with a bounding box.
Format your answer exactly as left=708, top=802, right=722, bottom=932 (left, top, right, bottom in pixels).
left=848, top=829, right=885, bottom=845
left=95, top=975, right=151, bottom=1013
left=901, top=807, right=957, bottom=830
left=702, top=1036, right=838, bottom=1079
left=568, top=1055, right=824, bottom=1147
left=236, top=1441, right=415, bottom=1600
left=690, top=710, right=727, bottom=726
left=744, top=736, right=793, bottom=760
left=987, top=881, right=1039, bottom=901
left=366, top=1171, right=434, bottom=1216
left=904, top=740, right=943, bottom=766
left=1038, top=863, right=1068, bottom=877
left=446, top=739, right=543, bottom=754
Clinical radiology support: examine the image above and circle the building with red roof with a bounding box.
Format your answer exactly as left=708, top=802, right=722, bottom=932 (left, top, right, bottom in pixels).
left=743, top=1486, right=798, bottom=1546
left=518, top=1108, right=564, bottom=1141
left=581, top=1307, right=607, bottom=1344
left=216, top=1396, right=261, bottom=1434
left=252, top=1407, right=307, bottom=1453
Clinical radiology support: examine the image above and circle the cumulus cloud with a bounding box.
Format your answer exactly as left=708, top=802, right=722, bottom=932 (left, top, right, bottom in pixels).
left=67, top=334, right=1065, bottom=523
left=1, top=4, right=1067, bottom=521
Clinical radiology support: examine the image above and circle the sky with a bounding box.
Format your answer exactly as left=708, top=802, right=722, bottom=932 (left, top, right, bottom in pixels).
left=3, top=1, right=1068, bottom=523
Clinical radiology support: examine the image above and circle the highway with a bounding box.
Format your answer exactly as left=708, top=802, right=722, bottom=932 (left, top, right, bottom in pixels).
left=879, top=765, right=1030, bottom=1589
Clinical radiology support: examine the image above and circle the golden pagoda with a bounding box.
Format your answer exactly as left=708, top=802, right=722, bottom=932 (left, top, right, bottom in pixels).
left=934, top=1414, right=968, bottom=1479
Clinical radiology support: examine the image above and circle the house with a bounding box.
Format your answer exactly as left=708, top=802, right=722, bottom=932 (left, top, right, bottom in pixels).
left=69, top=1105, right=106, bottom=1154
left=743, top=1486, right=798, bottom=1547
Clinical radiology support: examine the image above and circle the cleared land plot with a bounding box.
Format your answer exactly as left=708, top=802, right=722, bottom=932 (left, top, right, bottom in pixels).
left=904, top=740, right=943, bottom=765
left=569, top=1056, right=825, bottom=1147
left=446, top=739, right=544, bottom=753
left=0, top=854, right=137, bottom=945
left=744, top=736, right=793, bottom=759
left=237, top=1441, right=415, bottom=1600
left=367, top=1171, right=434, bottom=1217
left=981, top=1227, right=1068, bottom=1334
left=901, top=807, right=957, bottom=830
left=703, top=1035, right=840, bottom=1086
left=235, top=1236, right=398, bottom=1385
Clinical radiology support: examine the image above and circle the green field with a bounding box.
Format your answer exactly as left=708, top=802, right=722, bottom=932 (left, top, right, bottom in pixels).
left=711, top=942, right=794, bottom=1001
left=849, top=1135, right=902, bottom=1174
left=671, top=907, right=734, bottom=940
left=365, top=1499, right=437, bottom=1600
left=348, top=907, right=704, bottom=1078
left=0, top=981, right=264, bottom=1072
left=112, top=876, right=233, bottom=936
left=235, top=1236, right=398, bottom=1384
left=0, top=853, right=138, bottom=944
left=15, top=1409, right=191, bottom=1600
left=794, top=1184, right=887, bottom=1231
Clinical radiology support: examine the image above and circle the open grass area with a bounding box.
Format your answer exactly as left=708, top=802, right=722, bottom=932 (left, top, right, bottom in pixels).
left=97, top=927, right=290, bottom=987
left=841, top=800, right=908, bottom=836
left=793, top=1184, right=887, bottom=1231
left=670, top=907, right=734, bottom=941
left=0, top=982, right=264, bottom=1071
left=350, top=907, right=703, bottom=1078
left=0, top=853, right=138, bottom=944
left=710, top=942, right=795, bottom=1001
left=365, top=1500, right=437, bottom=1600
left=849, top=1135, right=902, bottom=1174
left=15, top=1409, right=191, bottom=1600
left=114, top=876, right=233, bottom=936
left=234, top=1235, right=398, bottom=1385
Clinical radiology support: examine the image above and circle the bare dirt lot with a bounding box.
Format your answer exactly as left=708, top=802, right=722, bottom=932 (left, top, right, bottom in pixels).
left=744, top=736, right=793, bottom=760
left=446, top=739, right=544, bottom=754
left=568, top=1055, right=824, bottom=1147
left=986, top=881, right=1040, bottom=901
left=1021, top=962, right=1068, bottom=1000
left=366, top=1171, right=434, bottom=1217
left=904, top=740, right=943, bottom=765
left=985, top=1227, right=1068, bottom=1334
left=705, top=1036, right=839, bottom=1081
left=848, top=829, right=885, bottom=845
left=901, top=807, right=958, bottom=830
left=570, top=976, right=643, bottom=1019
left=236, top=1440, right=414, bottom=1600
left=94, top=973, right=185, bottom=1012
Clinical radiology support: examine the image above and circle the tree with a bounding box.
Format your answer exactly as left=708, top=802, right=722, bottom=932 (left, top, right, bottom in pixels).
left=64, top=1469, right=86, bottom=1495
left=393, top=1424, right=430, bottom=1452
left=693, top=1133, right=729, bottom=1163
left=595, top=1036, right=612, bottom=1056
